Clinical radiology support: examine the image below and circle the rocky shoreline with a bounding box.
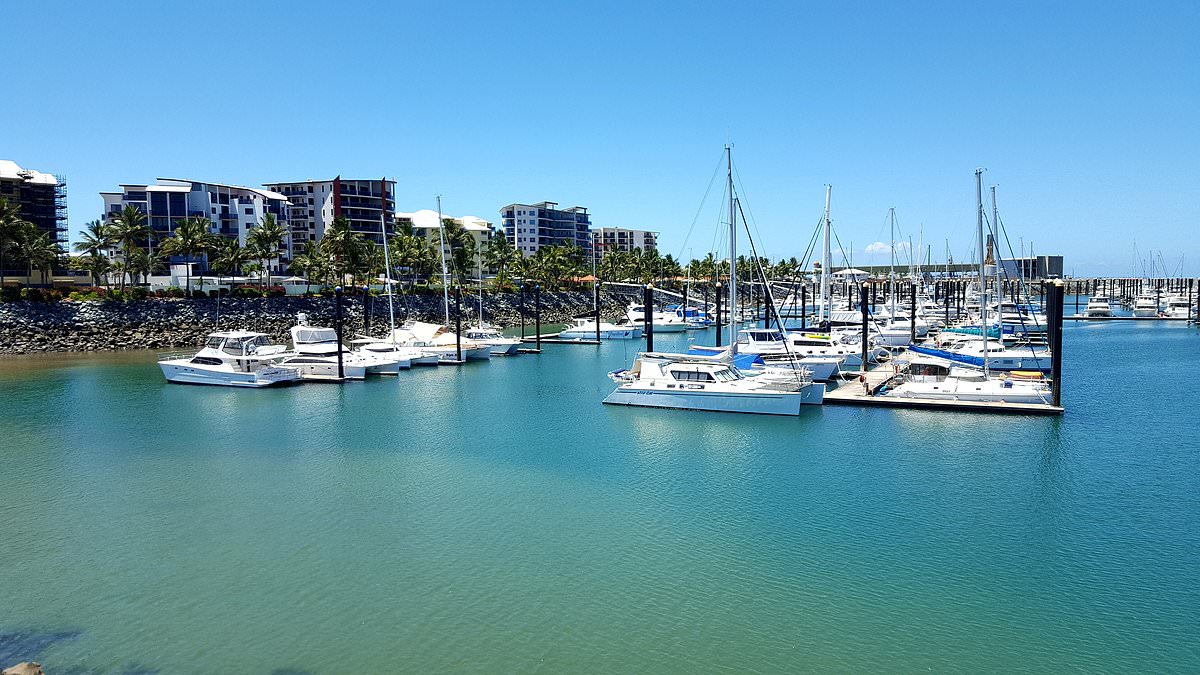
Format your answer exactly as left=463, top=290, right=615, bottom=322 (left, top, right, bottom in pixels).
left=0, top=289, right=649, bottom=355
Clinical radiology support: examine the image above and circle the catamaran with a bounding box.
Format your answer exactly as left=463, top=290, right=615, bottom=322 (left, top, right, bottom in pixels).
left=603, top=146, right=824, bottom=415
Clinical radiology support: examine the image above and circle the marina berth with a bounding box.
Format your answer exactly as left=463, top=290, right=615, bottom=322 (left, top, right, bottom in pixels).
left=464, top=325, right=521, bottom=356
left=558, top=317, right=643, bottom=340
left=158, top=331, right=302, bottom=387
left=286, top=317, right=400, bottom=378
left=625, top=302, right=688, bottom=332
left=1132, top=294, right=1161, bottom=317
left=603, top=350, right=824, bottom=415
left=885, top=356, right=1052, bottom=404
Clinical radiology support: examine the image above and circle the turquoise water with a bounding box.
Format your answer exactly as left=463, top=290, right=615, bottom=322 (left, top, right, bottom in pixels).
left=1, top=318, right=1199, bottom=673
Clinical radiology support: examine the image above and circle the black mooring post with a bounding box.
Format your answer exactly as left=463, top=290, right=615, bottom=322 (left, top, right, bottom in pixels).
left=1074, top=283, right=1080, bottom=316
left=800, top=283, right=807, bottom=330
left=1048, top=281, right=1065, bottom=407
left=910, top=282, right=917, bottom=344
left=334, top=286, right=344, bottom=380
left=594, top=282, right=601, bottom=343
left=363, top=285, right=372, bottom=336
left=715, top=283, right=723, bottom=347
left=944, top=282, right=950, bottom=326
left=1189, top=279, right=1194, bottom=322
left=859, top=283, right=869, bottom=373
left=455, top=285, right=462, bottom=362
left=847, top=282, right=853, bottom=310
left=534, top=284, right=541, bottom=351
left=519, top=285, right=526, bottom=340
left=643, top=284, right=655, bottom=352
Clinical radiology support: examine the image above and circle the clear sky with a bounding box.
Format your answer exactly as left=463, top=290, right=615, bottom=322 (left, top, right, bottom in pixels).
left=4, top=1, right=1197, bottom=276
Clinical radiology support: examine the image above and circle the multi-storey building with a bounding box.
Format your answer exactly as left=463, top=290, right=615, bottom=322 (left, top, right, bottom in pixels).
left=500, top=201, right=591, bottom=257
left=263, top=177, right=396, bottom=255
left=100, top=178, right=290, bottom=272
left=0, top=160, right=67, bottom=275
left=395, top=210, right=494, bottom=278
left=591, top=227, right=658, bottom=254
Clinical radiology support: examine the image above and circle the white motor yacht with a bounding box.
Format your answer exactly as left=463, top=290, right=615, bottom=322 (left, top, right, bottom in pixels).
left=159, top=331, right=302, bottom=387
left=464, top=324, right=521, bottom=356
left=558, top=318, right=643, bottom=340
left=625, top=303, right=688, bottom=332
left=400, top=321, right=492, bottom=362
left=1084, top=295, right=1114, bottom=317
left=287, top=318, right=401, bottom=377
left=1164, top=295, right=1192, bottom=319
left=604, top=350, right=824, bottom=415
left=1132, top=295, right=1161, bottom=317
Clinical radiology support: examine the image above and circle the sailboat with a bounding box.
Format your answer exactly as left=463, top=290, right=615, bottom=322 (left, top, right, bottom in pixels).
left=352, top=187, right=438, bottom=366
left=890, top=170, right=1052, bottom=402
left=603, top=146, right=824, bottom=414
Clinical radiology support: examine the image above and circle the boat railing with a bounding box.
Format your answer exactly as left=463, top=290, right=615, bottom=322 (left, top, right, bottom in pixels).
left=157, top=350, right=196, bottom=362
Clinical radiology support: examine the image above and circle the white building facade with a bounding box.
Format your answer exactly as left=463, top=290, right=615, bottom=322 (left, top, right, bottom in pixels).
left=100, top=178, right=291, bottom=272
left=501, top=201, right=592, bottom=257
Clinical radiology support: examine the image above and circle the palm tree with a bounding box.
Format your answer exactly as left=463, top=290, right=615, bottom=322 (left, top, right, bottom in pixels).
left=21, top=231, right=65, bottom=286
left=0, top=197, right=34, bottom=287
left=159, top=216, right=216, bottom=294
left=211, top=238, right=250, bottom=282
left=321, top=216, right=365, bottom=285
left=79, top=253, right=111, bottom=289
left=107, top=205, right=150, bottom=291
left=247, top=213, right=287, bottom=288
left=289, top=240, right=324, bottom=294
left=125, top=247, right=154, bottom=287
left=442, top=219, right=478, bottom=284
left=74, top=220, right=113, bottom=257
left=483, top=229, right=520, bottom=289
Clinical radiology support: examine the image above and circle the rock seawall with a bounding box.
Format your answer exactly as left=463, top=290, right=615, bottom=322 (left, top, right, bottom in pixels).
left=0, top=289, right=646, bottom=354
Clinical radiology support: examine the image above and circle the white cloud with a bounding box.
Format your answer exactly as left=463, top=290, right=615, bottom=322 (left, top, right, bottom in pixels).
left=864, top=241, right=910, bottom=255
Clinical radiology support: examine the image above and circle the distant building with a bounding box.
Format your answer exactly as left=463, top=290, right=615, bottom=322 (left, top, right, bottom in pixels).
left=262, top=177, right=396, bottom=255
left=0, top=160, right=67, bottom=274
left=100, top=178, right=290, bottom=272
left=395, top=210, right=494, bottom=278
left=500, top=201, right=591, bottom=257
left=591, top=227, right=658, bottom=254
left=1000, top=255, right=1064, bottom=280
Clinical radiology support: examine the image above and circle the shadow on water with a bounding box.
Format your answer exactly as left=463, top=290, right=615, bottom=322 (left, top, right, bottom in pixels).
left=0, top=629, right=81, bottom=665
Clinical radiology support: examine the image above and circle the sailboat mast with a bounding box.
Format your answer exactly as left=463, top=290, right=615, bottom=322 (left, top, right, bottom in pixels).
left=976, top=169, right=989, bottom=377
left=990, top=185, right=1003, bottom=304
left=889, top=207, right=896, bottom=319
left=380, top=182, right=397, bottom=342
left=727, top=145, right=737, bottom=348
left=820, top=186, right=831, bottom=325
left=436, top=194, right=450, bottom=325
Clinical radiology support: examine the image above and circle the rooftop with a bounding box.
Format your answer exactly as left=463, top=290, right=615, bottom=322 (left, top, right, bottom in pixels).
left=0, top=160, right=58, bottom=186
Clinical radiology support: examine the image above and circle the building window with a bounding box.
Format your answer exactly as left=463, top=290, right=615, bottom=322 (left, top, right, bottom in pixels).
left=307, top=186, right=313, bottom=193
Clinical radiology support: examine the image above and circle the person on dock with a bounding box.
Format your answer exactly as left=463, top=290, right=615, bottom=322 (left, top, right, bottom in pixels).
left=860, top=373, right=868, bottom=396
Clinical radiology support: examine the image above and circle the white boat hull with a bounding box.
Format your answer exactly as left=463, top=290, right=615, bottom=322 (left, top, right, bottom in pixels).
left=159, top=360, right=301, bottom=387
left=603, top=386, right=815, bottom=415
left=559, top=328, right=642, bottom=340
left=888, top=379, right=1050, bottom=404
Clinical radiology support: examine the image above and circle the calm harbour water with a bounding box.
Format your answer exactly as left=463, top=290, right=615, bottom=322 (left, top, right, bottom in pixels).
left=1, top=315, right=1198, bottom=673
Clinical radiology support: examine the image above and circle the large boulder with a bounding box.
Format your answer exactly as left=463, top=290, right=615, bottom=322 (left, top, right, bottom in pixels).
left=2, top=663, right=45, bottom=675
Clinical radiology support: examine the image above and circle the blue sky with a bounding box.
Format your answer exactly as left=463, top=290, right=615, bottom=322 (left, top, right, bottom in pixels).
left=4, top=1, right=1197, bottom=276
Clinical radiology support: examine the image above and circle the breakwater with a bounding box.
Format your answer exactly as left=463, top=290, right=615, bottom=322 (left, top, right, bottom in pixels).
left=0, top=289, right=644, bottom=354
